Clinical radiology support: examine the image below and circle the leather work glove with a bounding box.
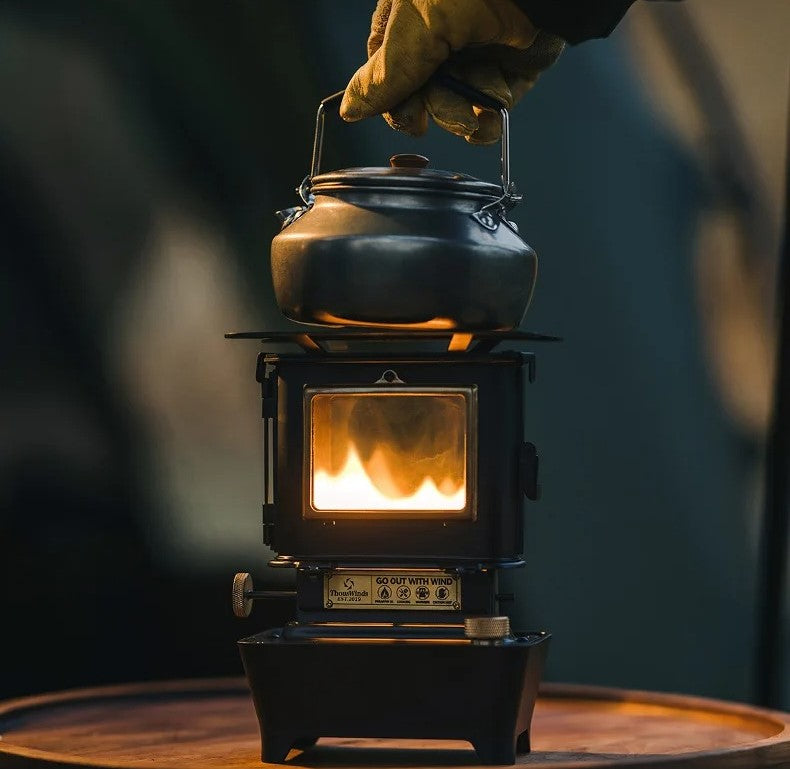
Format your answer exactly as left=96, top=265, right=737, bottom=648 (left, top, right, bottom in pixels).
left=340, top=0, right=565, bottom=144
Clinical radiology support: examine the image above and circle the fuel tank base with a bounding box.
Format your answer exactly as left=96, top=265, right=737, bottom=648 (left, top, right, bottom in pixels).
left=238, top=625, right=550, bottom=765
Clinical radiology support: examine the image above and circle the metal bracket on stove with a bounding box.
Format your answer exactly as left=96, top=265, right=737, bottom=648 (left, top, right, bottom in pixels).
left=374, top=369, right=405, bottom=384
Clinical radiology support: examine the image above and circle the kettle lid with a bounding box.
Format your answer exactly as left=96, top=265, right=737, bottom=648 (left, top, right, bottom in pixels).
left=310, top=153, right=502, bottom=198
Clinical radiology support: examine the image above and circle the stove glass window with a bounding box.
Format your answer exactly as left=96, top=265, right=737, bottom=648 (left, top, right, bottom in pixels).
left=306, top=388, right=475, bottom=518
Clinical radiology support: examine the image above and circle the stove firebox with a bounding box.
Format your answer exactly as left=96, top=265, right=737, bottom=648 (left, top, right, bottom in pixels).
left=232, top=331, right=550, bottom=764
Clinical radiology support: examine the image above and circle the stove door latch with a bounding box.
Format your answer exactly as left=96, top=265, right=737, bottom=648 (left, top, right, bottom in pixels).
left=520, top=442, right=540, bottom=501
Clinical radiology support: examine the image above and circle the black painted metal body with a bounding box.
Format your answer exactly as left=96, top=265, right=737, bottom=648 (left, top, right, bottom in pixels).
left=232, top=331, right=549, bottom=764
left=260, top=350, right=534, bottom=569
left=239, top=626, right=550, bottom=765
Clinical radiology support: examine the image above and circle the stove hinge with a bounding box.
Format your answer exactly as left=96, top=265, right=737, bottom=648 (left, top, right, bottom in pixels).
left=259, top=355, right=278, bottom=547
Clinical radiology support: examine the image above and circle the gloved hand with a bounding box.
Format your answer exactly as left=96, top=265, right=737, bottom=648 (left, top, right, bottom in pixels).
left=340, top=0, right=565, bottom=144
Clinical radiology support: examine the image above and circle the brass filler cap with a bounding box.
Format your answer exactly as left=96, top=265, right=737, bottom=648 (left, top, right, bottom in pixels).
left=464, top=616, right=511, bottom=640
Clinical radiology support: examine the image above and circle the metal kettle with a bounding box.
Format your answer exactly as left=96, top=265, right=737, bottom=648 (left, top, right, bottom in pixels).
left=271, top=83, right=537, bottom=331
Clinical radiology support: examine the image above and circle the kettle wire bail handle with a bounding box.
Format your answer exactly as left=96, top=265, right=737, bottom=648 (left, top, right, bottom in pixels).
left=307, top=77, right=516, bottom=201
left=433, top=68, right=515, bottom=199
left=310, top=90, right=345, bottom=181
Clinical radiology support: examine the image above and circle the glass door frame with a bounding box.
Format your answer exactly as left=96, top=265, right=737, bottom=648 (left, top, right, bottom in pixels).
left=303, top=385, right=478, bottom=520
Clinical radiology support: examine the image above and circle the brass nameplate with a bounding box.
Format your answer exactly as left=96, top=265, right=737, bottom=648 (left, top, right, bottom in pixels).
left=323, top=570, right=461, bottom=611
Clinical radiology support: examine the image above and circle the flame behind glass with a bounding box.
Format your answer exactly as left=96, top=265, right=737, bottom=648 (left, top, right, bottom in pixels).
left=309, top=391, right=469, bottom=513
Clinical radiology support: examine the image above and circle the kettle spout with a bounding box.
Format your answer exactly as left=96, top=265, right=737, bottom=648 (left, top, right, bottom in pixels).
left=275, top=205, right=308, bottom=229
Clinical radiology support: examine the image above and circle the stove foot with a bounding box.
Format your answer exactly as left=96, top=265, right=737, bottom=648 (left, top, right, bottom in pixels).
left=472, top=739, right=516, bottom=765
left=473, top=723, right=530, bottom=765
left=261, top=733, right=317, bottom=761
left=261, top=735, right=296, bottom=763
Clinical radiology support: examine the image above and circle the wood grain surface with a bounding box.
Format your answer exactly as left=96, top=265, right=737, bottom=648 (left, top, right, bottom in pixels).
left=0, top=678, right=788, bottom=769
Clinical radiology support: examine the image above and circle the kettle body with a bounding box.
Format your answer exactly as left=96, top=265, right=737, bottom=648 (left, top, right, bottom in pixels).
left=270, top=89, right=537, bottom=331
left=271, top=163, right=537, bottom=330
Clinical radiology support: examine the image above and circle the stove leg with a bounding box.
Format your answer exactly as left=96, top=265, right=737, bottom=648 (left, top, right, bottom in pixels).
left=261, top=734, right=294, bottom=763
left=292, top=737, right=318, bottom=751
left=516, top=728, right=531, bottom=754
left=472, top=732, right=517, bottom=765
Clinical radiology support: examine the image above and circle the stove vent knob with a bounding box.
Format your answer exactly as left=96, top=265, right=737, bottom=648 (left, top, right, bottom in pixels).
left=232, top=572, right=253, bottom=618
left=464, top=616, right=511, bottom=641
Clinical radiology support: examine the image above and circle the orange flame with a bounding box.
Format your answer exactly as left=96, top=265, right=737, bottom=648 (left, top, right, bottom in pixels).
left=313, top=442, right=465, bottom=511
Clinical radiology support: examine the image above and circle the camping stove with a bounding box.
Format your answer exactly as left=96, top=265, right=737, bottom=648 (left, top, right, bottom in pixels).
left=230, top=329, right=551, bottom=764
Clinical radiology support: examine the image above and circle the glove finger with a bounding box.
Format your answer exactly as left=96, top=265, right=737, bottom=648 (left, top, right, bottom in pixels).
left=341, top=0, right=450, bottom=122
left=367, top=0, right=392, bottom=57
left=503, top=34, right=566, bottom=106
left=383, top=91, right=429, bottom=136
left=435, top=60, right=508, bottom=144
left=467, top=108, right=501, bottom=145
left=366, top=0, right=427, bottom=135
left=528, top=31, right=566, bottom=70
left=423, top=78, right=479, bottom=140
left=465, top=0, right=538, bottom=49
left=504, top=73, right=538, bottom=105
left=496, top=32, right=566, bottom=83
left=453, top=58, right=514, bottom=109
left=448, top=32, right=565, bottom=107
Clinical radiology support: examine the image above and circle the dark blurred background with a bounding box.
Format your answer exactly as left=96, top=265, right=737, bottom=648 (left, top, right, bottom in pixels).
left=1, top=1, right=788, bottom=707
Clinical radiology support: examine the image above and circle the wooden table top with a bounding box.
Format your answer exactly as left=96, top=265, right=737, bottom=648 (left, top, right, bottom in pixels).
left=0, top=678, right=788, bottom=768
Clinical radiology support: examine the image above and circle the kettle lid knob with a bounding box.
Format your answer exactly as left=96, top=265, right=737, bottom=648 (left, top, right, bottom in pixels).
left=389, top=153, right=430, bottom=169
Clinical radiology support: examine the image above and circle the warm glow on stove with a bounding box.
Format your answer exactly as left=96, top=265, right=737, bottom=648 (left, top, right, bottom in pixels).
left=313, top=442, right=466, bottom=511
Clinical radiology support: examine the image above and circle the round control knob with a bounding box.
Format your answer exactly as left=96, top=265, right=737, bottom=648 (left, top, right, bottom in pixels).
left=389, top=153, right=430, bottom=169
left=232, top=572, right=253, bottom=618
left=464, top=616, right=511, bottom=640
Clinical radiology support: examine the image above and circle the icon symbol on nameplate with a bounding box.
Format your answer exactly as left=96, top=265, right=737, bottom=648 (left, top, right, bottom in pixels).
left=435, top=586, right=450, bottom=601
left=396, top=585, right=411, bottom=601
left=377, top=585, right=392, bottom=600
left=415, top=586, right=430, bottom=601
